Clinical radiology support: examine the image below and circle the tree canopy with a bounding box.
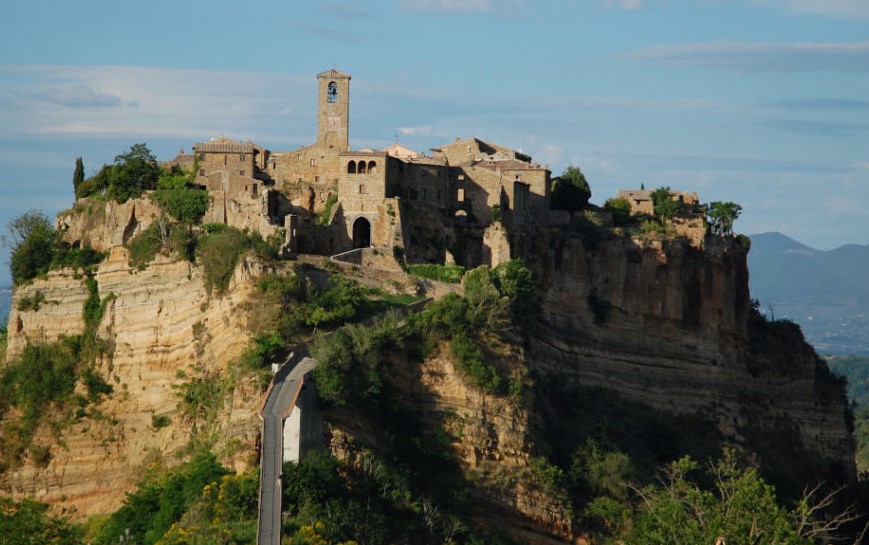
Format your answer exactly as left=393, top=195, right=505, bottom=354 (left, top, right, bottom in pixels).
left=650, top=186, right=681, bottom=220
left=76, top=143, right=160, bottom=202
left=551, top=165, right=592, bottom=212
left=2, top=211, right=55, bottom=286
left=707, top=201, right=742, bottom=236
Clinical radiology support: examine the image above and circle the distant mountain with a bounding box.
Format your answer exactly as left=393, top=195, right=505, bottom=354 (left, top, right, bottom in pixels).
left=748, top=232, right=869, bottom=355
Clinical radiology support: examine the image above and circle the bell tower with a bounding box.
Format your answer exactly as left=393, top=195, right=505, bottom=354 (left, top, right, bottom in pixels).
left=317, top=69, right=351, bottom=152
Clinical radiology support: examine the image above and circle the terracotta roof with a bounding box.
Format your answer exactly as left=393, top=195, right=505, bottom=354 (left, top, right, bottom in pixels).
left=383, top=143, right=421, bottom=159
left=318, top=68, right=351, bottom=79
left=193, top=136, right=255, bottom=154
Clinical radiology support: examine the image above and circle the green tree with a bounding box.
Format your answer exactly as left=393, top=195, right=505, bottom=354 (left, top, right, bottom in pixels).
left=0, top=496, right=84, bottom=545
left=707, top=201, right=742, bottom=236
left=2, top=210, right=56, bottom=286
left=650, top=186, right=680, bottom=221
left=551, top=165, right=592, bottom=211
left=605, top=197, right=632, bottom=226
left=72, top=157, right=85, bottom=198
left=628, top=450, right=862, bottom=545
left=78, top=143, right=160, bottom=203
left=152, top=172, right=209, bottom=223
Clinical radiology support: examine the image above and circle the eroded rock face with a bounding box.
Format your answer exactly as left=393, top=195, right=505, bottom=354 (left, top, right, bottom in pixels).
left=3, top=247, right=263, bottom=516
left=529, top=234, right=854, bottom=480
left=327, top=346, right=576, bottom=544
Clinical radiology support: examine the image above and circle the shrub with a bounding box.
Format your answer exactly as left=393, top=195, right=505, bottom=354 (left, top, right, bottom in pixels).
left=605, top=197, right=632, bottom=226
left=5, top=211, right=56, bottom=286
left=451, top=332, right=501, bottom=394
left=17, top=290, right=46, bottom=312
left=92, top=453, right=229, bottom=545
left=151, top=414, right=171, bottom=429
left=151, top=172, right=209, bottom=224
left=406, top=263, right=465, bottom=283
left=317, top=193, right=338, bottom=225
left=127, top=222, right=169, bottom=269
left=0, top=496, right=85, bottom=545
left=197, top=227, right=249, bottom=295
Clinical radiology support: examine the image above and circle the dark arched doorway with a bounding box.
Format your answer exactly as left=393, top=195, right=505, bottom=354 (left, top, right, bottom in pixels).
left=352, top=217, right=371, bottom=249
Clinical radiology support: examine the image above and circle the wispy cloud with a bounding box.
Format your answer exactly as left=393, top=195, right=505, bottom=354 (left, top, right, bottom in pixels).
left=767, top=118, right=869, bottom=138
left=397, top=0, right=523, bottom=13
left=766, top=97, right=869, bottom=110
left=0, top=65, right=309, bottom=143
left=766, top=0, right=869, bottom=20
left=621, top=41, right=869, bottom=72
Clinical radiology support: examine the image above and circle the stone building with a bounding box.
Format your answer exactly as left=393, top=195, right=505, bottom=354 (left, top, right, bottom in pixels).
left=168, top=69, right=553, bottom=267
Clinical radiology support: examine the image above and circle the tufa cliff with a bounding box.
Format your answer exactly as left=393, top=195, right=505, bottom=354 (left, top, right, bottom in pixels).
left=0, top=198, right=857, bottom=541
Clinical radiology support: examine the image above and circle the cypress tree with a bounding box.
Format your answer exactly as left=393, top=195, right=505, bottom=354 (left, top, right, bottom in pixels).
left=73, top=156, right=85, bottom=198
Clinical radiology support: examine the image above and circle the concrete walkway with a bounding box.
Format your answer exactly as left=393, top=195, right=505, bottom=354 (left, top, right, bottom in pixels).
left=256, top=349, right=317, bottom=545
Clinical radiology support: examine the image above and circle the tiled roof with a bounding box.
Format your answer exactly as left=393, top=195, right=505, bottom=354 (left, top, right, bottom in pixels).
left=193, top=137, right=254, bottom=154
left=318, top=68, right=351, bottom=79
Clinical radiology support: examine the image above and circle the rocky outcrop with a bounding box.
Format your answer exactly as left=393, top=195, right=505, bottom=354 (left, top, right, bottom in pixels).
left=529, top=233, right=854, bottom=481
left=327, top=345, right=576, bottom=543
left=2, top=247, right=264, bottom=516
left=56, top=198, right=162, bottom=252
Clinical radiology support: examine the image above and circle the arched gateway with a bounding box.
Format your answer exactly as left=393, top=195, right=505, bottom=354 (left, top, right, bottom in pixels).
left=352, top=217, right=371, bottom=248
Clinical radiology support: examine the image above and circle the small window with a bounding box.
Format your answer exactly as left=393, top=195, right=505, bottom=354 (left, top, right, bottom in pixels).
left=223, top=155, right=227, bottom=165
left=348, top=161, right=357, bottom=174
left=239, top=154, right=244, bottom=161
left=198, top=153, right=205, bottom=160
left=310, top=158, right=316, bottom=167
left=359, top=184, right=367, bottom=194
left=358, top=161, right=367, bottom=174
left=457, top=188, right=465, bottom=202
left=328, top=81, right=338, bottom=103
left=239, top=170, right=245, bottom=176
left=199, top=169, right=205, bottom=176
left=368, top=161, right=377, bottom=175
left=252, top=183, right=258, bottom=197
left=421, top=188, right=428, bottom=199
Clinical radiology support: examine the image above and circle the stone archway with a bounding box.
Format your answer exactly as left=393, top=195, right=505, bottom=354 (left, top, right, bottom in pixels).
left=352, top=217, right=371, bottom=249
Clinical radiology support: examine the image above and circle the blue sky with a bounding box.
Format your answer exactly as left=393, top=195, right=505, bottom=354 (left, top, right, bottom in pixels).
left=1, top=0, right=868, bottom=287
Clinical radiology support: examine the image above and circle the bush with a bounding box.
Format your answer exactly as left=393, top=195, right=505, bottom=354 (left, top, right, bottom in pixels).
left=0, top=496, right=85, bottom=545
left=605, top=197, right=632, bottom=226
left=451, top=332, right=501, bottom=394
left=78, top=143, right=159, bottom=203
left=318, top=193, right=338, bottom=225
left=17, top=290, right=46, bottom=312
left=151, top=172, right=209, bottom=224
left=407, top=263, right=465, bottom=283
left=197, top=227, right=250, bottom=295
left=5, top=211, right=56, bottom=286
left=92, top=453, right=229, bottom=545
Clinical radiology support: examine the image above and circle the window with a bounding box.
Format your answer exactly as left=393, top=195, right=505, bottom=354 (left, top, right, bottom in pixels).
left=198, top=153, right=205, bottom=160
left=457, top=188, right=465, bottom=202
left=239, top=154, right=244, bottom=161
left=310, top=158, right=316, bottom=167
left=347, top=161, right=356, bottom=174
left=358, top=161, right=367, bottom=174
left=199, top=169, right=205, bottom=176
left=368, top=161, right=377, bottom=175
left=359, top=184, right=367, bottom=194
left=239, top=170, right=245, bottom=176
left=252, top=183, right=258, bottom=197
left=327, top=81, right=338, bottom=103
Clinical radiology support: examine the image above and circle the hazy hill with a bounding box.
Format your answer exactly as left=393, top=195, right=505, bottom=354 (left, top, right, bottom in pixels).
left=748, top=232, right=869, bottom=355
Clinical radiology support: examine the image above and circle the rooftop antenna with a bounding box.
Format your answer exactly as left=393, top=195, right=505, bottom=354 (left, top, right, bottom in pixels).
left=394, top=132, right=398, bottom=144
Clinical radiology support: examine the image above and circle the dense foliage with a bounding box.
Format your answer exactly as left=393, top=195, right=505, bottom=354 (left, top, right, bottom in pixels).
left=3, top=210, right=105, bottom=285
left=151, top=170, right=209, bottom=224
left=650, top=186, right=680, bottom=220
left=551, top=165, right=592, bottom=211
left=92, top=454, right=232, bottom=545
left=76, top=143, right=160, bottom=202
left=406, top=263, right=465, bottom=283
left=707, top=201, right=742, bottom=236
left=0, top=495, right=84, bottom=545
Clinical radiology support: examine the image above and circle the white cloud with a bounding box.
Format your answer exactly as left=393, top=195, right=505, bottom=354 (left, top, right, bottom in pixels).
left=0, top=65, right=309, bottom=143
left=621, top=40, right=869, bottom=72
left=822, top=195, right=862, bottom=215
left=397, top=126, right=434, bottom=136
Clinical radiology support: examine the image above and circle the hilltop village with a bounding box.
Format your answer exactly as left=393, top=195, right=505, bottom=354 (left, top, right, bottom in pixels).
left=159, top=68, right=704, bottom=268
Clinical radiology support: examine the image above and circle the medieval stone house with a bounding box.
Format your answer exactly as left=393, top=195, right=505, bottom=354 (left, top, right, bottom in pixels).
left=168, top=69, right=553, bottom=267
